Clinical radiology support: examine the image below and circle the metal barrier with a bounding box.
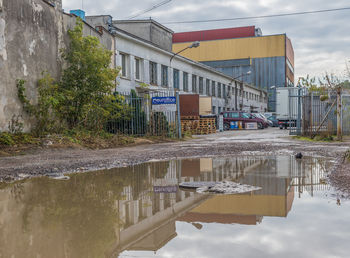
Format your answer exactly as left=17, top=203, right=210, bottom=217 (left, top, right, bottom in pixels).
left=289, top=89, right=347, bottom=136
left=342, top=94, right=350, bottom=135
left=105, top=91, right=181, bottom=138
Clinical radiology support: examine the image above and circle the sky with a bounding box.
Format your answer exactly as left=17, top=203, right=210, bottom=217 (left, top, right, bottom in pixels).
left=62, top=0, right=350, bottom=82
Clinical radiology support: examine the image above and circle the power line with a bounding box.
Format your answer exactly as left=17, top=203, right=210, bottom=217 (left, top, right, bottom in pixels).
left=127, top=0, right=173, bottom=20
left=162, top=6, right=350, bottom=24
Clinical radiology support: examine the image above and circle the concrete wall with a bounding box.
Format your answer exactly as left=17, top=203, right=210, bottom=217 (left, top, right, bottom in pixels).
left=0, top=0, right=114, bottom=132
left=113, top=20, right=173, bottom=52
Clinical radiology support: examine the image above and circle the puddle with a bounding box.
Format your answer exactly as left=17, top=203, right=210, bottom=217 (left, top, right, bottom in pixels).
left=0, top=156, right=349, bottom=258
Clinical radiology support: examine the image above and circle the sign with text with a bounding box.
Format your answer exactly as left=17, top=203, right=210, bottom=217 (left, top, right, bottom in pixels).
left=246, top=122, right=258, bottom=130
left=152, top=97, right=177, bottom=112
left=153, top=186, right=178, bottom=193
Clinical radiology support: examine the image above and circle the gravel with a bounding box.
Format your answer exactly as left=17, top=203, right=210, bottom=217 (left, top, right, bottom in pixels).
left=0, top=128, right=349, bottom=197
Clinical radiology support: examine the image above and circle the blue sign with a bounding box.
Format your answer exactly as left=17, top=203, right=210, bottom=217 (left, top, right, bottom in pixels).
left=152, top=97, right=176, bottom=105
left=230, top=121, right=239, bottom=130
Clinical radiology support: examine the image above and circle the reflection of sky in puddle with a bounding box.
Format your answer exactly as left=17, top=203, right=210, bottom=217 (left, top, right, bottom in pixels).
left=124, top=192, right=350, bottom=258
left=0, top=156, right=349, bottom=258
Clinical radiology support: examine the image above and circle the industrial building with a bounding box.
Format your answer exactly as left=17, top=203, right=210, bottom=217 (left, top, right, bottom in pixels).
left=173, top=26, right=295, bottom=111
left=85, top=17, right=268, bottom=114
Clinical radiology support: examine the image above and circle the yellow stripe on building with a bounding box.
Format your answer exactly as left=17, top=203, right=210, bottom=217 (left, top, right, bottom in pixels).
left=173, top=35, right=286, bottom=62
left=190, top=193, right=291, bottom=217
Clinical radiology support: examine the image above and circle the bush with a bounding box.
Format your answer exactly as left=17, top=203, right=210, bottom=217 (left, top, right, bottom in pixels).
left=149, top=112, right=169, bottom=137
left=0, top=133, right=15, bottom=146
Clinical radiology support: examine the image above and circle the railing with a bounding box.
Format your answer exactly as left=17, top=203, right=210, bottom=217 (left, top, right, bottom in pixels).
left=105, top=91, right=180, bottom=138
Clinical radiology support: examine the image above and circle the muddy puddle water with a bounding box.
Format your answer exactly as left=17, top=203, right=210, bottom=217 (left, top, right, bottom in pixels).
left=0, top=156, right=349, bottom=258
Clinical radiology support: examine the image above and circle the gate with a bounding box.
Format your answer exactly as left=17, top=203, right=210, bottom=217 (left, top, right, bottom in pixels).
left=106, top=90, right=181, bottom=138
left=289, top=89, right=343, bottom=137
left=342, top=94, right=350, bottom=135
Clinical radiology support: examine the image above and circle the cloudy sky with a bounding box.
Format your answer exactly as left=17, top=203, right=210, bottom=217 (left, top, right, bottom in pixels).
left=62, top=0, right=350, bottom=82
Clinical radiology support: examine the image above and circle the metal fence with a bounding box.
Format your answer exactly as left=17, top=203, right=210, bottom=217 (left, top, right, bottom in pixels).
left=342, top=94, right=350, bottom=135
left=289, top=89, right=349, bottom=137
left=105, top=90, right=181, bottom=138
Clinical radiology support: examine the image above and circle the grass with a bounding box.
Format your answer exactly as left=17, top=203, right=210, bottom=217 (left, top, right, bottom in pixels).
left=293, top=135, right=336, bottom=142
left=0, top=130, right=182, bottom=157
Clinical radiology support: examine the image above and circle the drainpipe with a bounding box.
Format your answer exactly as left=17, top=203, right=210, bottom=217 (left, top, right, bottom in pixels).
left=114, top=34, right=118, bottom=91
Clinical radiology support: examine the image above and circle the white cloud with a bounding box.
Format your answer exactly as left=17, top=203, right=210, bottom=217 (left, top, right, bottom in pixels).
left=62, top=0, right=350, bottom=81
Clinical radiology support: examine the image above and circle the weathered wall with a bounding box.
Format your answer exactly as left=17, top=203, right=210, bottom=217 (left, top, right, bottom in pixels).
left=0, top=0, right=114, bottom=132
left=113, top=20, right=173, bottom=52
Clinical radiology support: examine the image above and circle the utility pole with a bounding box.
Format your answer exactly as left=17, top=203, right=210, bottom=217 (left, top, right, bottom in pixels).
left=337, top=86, right=342, bottom=141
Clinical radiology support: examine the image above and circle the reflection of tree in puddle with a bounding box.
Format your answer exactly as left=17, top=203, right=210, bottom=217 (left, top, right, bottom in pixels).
left=0, top=156, right=333, bottom=257
left=0, top=162, right=170, bottom=258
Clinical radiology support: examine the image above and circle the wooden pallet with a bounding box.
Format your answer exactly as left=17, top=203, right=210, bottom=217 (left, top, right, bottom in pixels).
left=181, top=117, right=216, bottom=135
left=181, top=115, right=200, bottom=120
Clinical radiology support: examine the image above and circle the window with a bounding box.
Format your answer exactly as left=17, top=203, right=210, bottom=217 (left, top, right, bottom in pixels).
left=212, top=106, right=216, bottom=114
left=212, top=81, right=216, bottom=97
left=183, top=72, right=189, bottom=91
left=218, top=83, right=222, bottom=98
left=223, top=84, right=226, bottom=98
left=218, top=107, right=222, bottom=114
left=242, top=113, right=250, bottom=118
left=161, top=65, right=168, bottom=87
left=135, top=57, right=142, bottom=81
left=230, top=112, right=240, bottom=118
left=120, top=53, right=129, bottom=78
left=206, top=79, right=210, bottom=96
left=149, top=61, right=158, bottom=85
left=199, top=77, right=204, bottom=94
left=173, top=69, right=179, bottom=89
left=192, top=75, right=197, bottom=93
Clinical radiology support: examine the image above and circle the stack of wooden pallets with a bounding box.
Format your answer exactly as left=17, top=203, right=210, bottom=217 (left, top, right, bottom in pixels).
left=181, top=116, right=216, bottom=135
left=198, top=117, right=216, bottom=135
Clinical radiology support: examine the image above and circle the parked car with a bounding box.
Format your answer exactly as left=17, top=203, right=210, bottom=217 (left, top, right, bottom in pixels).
left=222, top=111, right=268, bottom=130
left=266, top=115, right=279, bottom=127
left=252, top=113, right=269, bottom=128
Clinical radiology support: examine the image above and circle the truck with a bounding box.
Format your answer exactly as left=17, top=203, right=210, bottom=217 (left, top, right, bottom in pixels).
left=276, top=88, right=300, bottom=129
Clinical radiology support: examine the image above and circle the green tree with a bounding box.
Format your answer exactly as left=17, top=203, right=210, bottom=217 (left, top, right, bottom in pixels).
left=58, top=19, right=119, bottom=130
left=17, top=19, right=123, bottom=134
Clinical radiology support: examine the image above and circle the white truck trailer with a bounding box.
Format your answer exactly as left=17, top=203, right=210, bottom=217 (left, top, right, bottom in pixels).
left=276, top=88, right=300, bottom=129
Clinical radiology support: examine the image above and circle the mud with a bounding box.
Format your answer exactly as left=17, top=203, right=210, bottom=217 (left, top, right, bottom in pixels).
left=0, top=128, right=349, bottom=195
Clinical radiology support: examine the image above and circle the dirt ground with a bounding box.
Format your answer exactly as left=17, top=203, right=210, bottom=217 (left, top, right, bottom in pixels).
left=0, top=128, right=349, bottom=195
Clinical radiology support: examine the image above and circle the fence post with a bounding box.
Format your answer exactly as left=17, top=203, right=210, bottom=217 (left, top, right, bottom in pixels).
left=337, top=87, right=342, bottom=141
left=297, top=88, right=302, bottom=135
left=310, top=92, right=313, bottom=137
left=176, top=91, right=182, bottom=139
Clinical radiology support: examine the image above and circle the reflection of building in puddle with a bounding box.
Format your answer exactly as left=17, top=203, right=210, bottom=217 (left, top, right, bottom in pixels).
left=178, top=185, right=294, bottom=227
left=0, top=156, right=331, bottom=257
left=0, top=161, right=208, bottom=258
left=178, top=156, right=330, bottom=226
left=180, top=156, right=330, bottom=196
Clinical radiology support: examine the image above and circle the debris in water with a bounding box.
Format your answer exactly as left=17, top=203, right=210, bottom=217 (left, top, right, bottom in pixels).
left=48, top=174, right=70, bottom=180
left=179, top=181, right=261, bottom=194
left=179, top=181, right=216, bottom=189
left=295, top=153, right=303, bottom=159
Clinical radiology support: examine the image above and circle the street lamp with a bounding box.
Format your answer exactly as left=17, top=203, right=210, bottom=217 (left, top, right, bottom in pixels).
left=170, top=41, right=200, bottom=65
left=229, top=71, right=252, bottom=111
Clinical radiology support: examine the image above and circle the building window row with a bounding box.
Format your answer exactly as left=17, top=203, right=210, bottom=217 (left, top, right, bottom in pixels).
left=119, top=52, right=264, bottom=103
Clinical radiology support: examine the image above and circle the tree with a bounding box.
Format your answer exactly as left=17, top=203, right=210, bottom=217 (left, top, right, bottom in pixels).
left=58, top=19, right=120, bottom=130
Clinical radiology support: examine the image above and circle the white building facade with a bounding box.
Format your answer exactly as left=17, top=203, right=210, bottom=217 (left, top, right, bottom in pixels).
left=86, top=17, right=268, bottom=114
